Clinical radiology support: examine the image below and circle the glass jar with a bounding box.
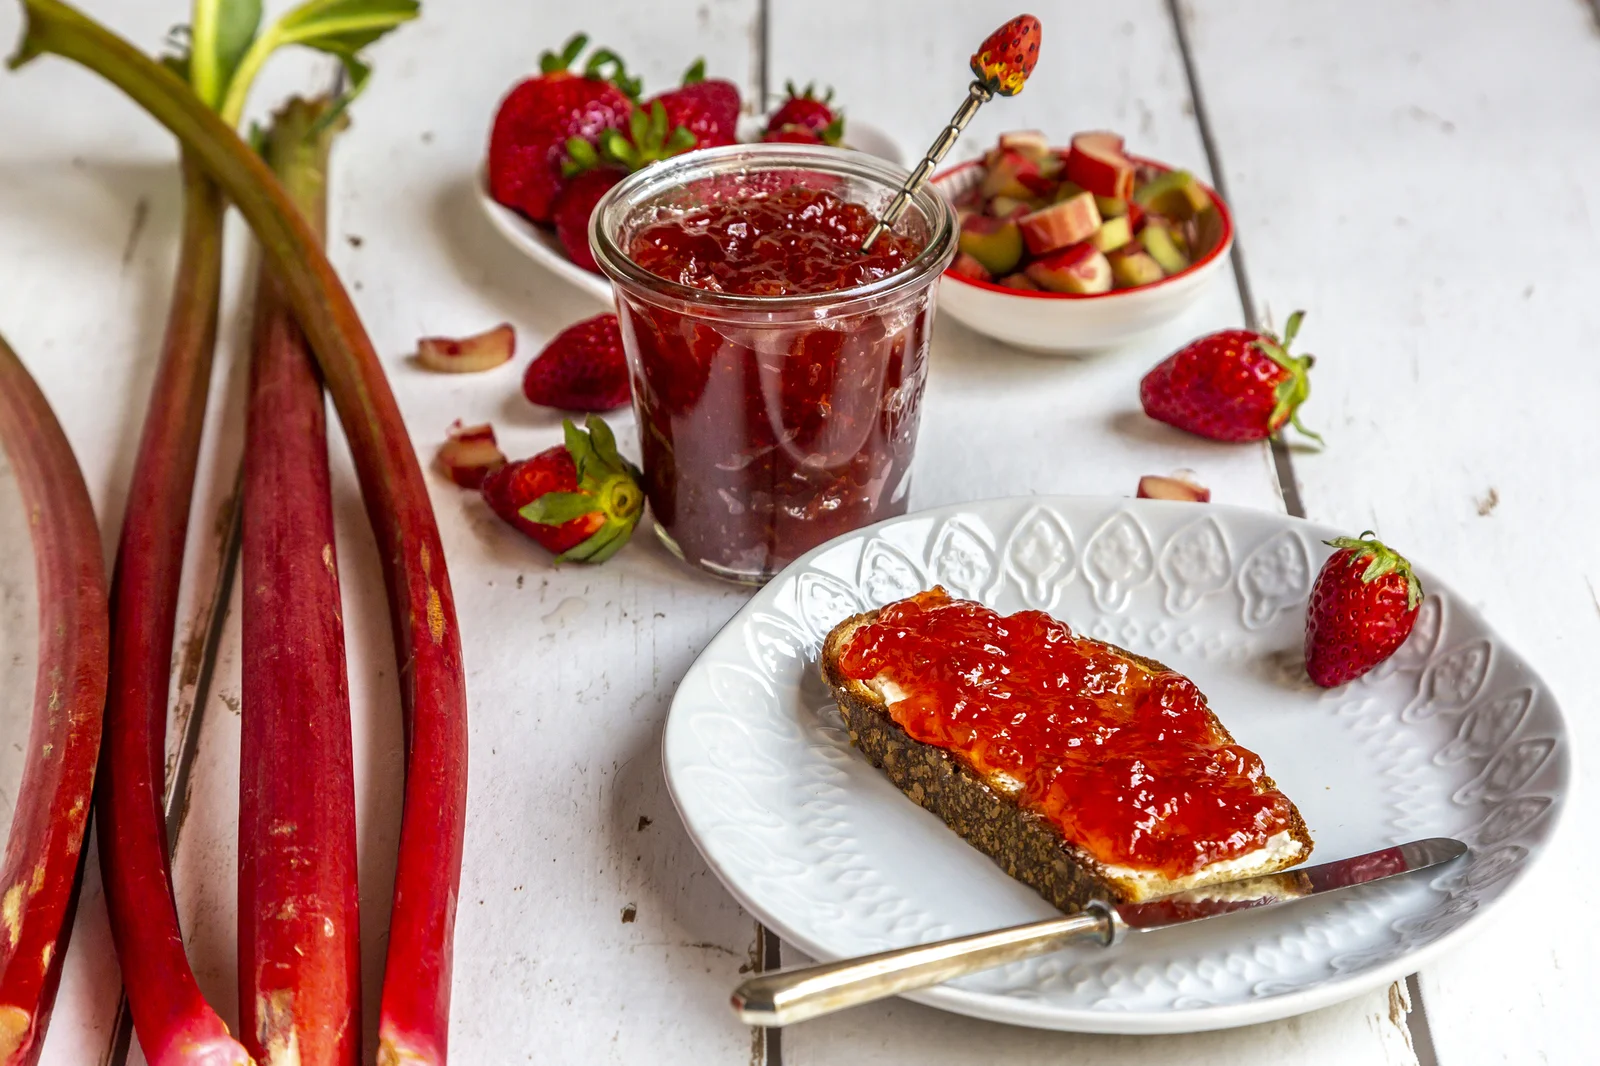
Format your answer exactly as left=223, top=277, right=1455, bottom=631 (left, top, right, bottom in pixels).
left=590, top=144, right=957, bottom=584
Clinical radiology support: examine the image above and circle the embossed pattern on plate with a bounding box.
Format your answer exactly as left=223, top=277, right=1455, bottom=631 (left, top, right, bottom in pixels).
left=662, top=498, right=1571, bottom=1033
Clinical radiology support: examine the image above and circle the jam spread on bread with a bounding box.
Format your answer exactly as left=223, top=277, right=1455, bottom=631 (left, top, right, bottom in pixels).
left=836, top=587, right=1298, bottom=878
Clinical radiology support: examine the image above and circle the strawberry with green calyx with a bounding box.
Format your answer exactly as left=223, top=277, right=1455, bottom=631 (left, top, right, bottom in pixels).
left=970, top=14, right=1043, bottom=97
left=646, top=58, right=741, bottom=150
left=551, top=108, right=694, bottom=270
left=1140, top=310, right=1322, bottom=444
left=487, top=33, right=640, bottom=223
left=1304, top=532, right=1423, bottom=688
left=594, top=102, right=699, bottom=171
left=481, top=416, right=644, bottom=564
left=551, top=159, right=625, bottom=272
left=764, top=82, right=845, bottom=144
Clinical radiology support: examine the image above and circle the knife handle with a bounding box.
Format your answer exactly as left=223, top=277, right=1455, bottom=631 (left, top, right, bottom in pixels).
left=731, top=903, right=1124, bottom=1027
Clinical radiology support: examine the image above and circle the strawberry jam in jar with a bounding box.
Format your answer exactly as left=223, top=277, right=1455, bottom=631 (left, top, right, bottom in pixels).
left=592, top=145, right=957, bottom=582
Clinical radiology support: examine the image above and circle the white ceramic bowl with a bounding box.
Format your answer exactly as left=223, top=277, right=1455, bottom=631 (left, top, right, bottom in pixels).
left=477, top=117, right=904, bottom=304
left=931, top=158, right=1235, bottom=355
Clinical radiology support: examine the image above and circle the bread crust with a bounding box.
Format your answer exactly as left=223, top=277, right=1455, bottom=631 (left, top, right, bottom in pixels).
left=821, top=607, right=1313, bottom=910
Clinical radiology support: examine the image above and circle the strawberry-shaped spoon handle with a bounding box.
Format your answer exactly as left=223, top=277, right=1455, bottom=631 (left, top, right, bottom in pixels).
left=861, top=14, right=1041, bottom=251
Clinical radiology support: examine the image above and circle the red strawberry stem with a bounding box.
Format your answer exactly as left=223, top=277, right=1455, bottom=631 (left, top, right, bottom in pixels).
left=9, top=3, right=470, bottom=1062
left=1325, top=532, right=1423, bottom=609
left=0, top=334, right=109, bottom=1066
left=238, top=98, right=361, bottom=1066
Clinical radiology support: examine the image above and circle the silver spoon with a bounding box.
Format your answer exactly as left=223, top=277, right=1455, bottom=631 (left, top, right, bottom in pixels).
left=860, top=13, right=1043, bottom=251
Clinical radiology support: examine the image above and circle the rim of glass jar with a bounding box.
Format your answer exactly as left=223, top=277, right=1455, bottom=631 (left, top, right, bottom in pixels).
left=589, top=143, right=957, bottom=316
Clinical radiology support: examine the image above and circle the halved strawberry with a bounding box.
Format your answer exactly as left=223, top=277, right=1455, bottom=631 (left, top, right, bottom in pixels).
left=480, top=416, right=644, bottom=563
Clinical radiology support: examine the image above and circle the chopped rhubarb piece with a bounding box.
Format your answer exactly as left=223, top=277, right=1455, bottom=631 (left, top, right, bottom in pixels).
left=0, top=334, right=108, bottom=1066
left=949, top=252, right=993, bottom=282
left=986, top=194, right=1036, bottom=220
left=1090, top=216, right=1132, bottom=253
left=417, top=322, right=516, bottom=373
left=1193, top=206, right=1226, bottom=259
left=438, top=421, right=508, bottom=488
left=1138, top=472, right=1211, bottom=502
left=958, top=214, right=1024, bottom=275
left=1051, top=179, right=1086, bottom=203
left=980, top=149, right=1042, bottom=200
left=1109, top=248, right=1166, bottom=288
left=1017, top=170, right=1057, bottom=198
left=1064, top=131, right=1135, bottom=201
left=997, top=129, right=1051, bottom=159
left=1095, top=195, right=1128, bottom=218
left=1134, top=169, right=1212, bottom=220
left=1139, top=223, right=1190, bottom=274
left=1018, top=191, right=1102, bottom=255
left=1025, top=242, right=1113, bottom=294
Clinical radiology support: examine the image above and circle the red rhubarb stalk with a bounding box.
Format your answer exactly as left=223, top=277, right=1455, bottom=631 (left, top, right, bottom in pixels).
left=0, top=333, right=109, bottom=1066
left=9, top=5, right=469, bottom=1062
left=95, top=153, right=250, bottom=1066
left=239, top=99, right=359, bottom=1066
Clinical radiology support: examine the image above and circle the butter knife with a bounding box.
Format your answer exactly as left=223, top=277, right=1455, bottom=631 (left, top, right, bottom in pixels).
left=732, top=836, right=1466, bottom=1027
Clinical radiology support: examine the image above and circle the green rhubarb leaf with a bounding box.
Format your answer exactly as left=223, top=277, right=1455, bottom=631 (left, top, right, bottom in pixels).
left=189, top=0, right=262, bottom=106
left=218, top=0, right=418, bottom=126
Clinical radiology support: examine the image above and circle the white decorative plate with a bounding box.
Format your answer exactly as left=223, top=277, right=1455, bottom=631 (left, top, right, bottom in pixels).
left=477, top=118, right=905, bottom=303
left=662, top=497, right=1571, bottom=1033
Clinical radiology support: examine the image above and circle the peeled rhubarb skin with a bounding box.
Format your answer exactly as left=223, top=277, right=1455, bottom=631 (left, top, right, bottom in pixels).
left=0, top=334, right=109, bottom=1066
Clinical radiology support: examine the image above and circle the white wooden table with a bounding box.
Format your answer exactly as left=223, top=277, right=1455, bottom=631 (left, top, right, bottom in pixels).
left=1, top=1, right=1594, bottom=1063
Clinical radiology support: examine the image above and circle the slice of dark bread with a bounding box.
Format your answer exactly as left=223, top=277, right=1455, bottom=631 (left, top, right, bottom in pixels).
left=821, top=608, right=1313, bottom=910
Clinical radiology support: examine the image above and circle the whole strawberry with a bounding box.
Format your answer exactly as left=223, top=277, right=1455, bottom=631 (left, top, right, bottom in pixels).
left=764, top=82, right=844, bottom=144
left=970, top=14, right=1043, bottom=97
left=552, top=165, right=625, bottom=272
left=523, top=314, right=631, bottom=412
left=646, top=59, right=740, bottom=150
left=480, top=416, right=644, bottom=563
left=487, top=34, right=638, bottom=223
left=1140, top=311, right=1321, bottom=443
left=1304, top=533, right=1423, bottom=687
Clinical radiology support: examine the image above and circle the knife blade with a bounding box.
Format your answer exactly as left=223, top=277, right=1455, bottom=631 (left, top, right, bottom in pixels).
left=732, top=836, right=1466, bottom=1027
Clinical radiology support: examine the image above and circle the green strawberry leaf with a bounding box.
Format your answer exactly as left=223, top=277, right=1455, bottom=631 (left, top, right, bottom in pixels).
left=519, top=490, right=598, bottom=527
left=562, top=417, right=599, bottom=480
left=681, top=57, right=705, bottom=85
left=540, top=33, right=588, bottom=74
left=555, top=519, right=630, bottom=564
left=584, top=414, right=622, bottom=470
